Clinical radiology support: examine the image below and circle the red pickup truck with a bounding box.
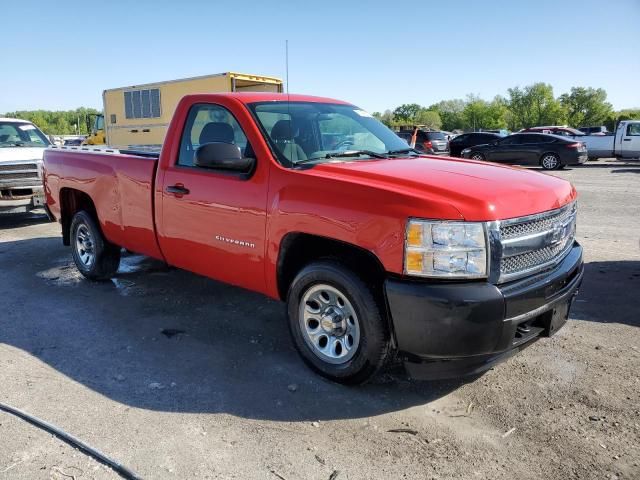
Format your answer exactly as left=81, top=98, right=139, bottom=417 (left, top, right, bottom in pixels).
left=43, top=93, right=584, bottom=384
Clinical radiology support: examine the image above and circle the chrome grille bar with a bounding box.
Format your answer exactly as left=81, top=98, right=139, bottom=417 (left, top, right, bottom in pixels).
left=489, top=202, right=577, bottom=283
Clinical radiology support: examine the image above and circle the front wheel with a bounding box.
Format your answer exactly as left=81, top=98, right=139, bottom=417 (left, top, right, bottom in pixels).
left=470, top=152, right=485, bottom=161
left=70, top=210, right=121, bottom=280
left=540, top=153, right=561, bottom=170
left=286, top=261, right=391, bottom=384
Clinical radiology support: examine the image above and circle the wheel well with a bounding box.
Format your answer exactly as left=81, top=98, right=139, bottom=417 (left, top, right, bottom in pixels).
left=276, top=233, right=387, bottom=302
left=59, top=188, right=98, bottom=246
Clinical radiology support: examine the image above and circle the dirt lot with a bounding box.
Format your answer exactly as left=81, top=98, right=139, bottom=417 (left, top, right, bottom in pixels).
left=1, top=159, right=639, bottom=480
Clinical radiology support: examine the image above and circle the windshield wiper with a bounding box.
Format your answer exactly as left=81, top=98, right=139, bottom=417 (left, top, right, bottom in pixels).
left=324, top=150, right=388, bottom=159
left=293, top=149, right=388, bottom=166
left=386, top=148, right=420, bottom=155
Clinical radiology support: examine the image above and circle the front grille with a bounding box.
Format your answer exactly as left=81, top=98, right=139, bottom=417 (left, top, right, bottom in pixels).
left=495, top=202, right=577, bottom=283
left=0, top=172, right=38, bottom=180
left=0, top=163, right=38, bottom=172
left=501, top=239, right=573, bottom=276
left=500, top=202, right=576, bottom=239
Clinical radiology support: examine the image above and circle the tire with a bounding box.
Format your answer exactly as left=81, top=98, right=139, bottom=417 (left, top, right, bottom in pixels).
left=470, top=153, right=485, bottom=161
left=70, top=210, right=121, bottom=280
left=540, top=153, right=561, bottom=170
left=286, top=261, right=391, bottom=384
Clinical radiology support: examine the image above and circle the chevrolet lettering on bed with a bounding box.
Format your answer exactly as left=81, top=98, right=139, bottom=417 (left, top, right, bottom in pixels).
left=43, top=92, right=583, bottom=384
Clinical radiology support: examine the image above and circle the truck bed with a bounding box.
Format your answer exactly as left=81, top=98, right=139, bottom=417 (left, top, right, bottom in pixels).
left=44, top=145, right=164, bottom=259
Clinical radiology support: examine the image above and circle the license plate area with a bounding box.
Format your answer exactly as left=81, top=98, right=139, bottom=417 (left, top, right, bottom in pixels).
left=541, top=300, right=572, bottom=337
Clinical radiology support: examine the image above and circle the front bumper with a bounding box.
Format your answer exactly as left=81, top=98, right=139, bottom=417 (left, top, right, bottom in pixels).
left=0, top=186, right=45, bottom=214
left=385, top=242, right=583, bottom=380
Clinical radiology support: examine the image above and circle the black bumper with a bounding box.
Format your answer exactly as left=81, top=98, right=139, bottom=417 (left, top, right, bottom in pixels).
left=385, top=242, right=583, bottom=380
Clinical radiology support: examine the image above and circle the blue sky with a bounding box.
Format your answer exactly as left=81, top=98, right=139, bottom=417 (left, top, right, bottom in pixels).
left=2, top=0, right=639, bottom=114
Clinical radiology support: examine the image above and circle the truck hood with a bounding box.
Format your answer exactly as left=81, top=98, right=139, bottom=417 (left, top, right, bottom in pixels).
left=0, top=147, right=46, bottom=163
left=312, top=156, right=577, bottom=221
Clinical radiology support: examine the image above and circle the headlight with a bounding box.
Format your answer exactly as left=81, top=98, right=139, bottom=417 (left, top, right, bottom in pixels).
left=461, top=148, right=471, bottom=155
left=405, top=220, right=488, bottom=278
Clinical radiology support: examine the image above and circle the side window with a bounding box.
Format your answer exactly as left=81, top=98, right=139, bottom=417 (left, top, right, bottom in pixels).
left=449, top=134, right=463, bottom=144
left=499, top=136, right=521, bottom=145
left=177, top=104, right=251, bottom=167
left=627, top=124, right=640, bottom=136
left=520, top=134, right=544, bottom=144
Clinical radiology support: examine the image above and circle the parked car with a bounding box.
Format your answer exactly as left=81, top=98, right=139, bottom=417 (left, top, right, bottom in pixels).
left=525, top=122, right=640, bottom=159
left=578, top=126, right=608, bottom=135
left=523, top=126, right=586, bottom=137
left=449, top=132, right=504, bottom=157
left=461, top=133, right=587, bottom=170
left=43, top=92, right=583, bottom=384
left=397, top=129, right=449, bottom=155
left=0, top=117, right=50, bottom=213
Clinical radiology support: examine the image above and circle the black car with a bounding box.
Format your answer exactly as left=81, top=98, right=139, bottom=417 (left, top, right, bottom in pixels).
left=460, top=133, right=587, bottom=170
left=397, top=129, right=449, bottom=155
left=449, top=132, right=504, bottom=157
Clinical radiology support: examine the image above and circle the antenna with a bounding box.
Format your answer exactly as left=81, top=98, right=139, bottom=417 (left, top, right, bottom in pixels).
left=285, top=39, right=290, bottom=96
left=285, top=39, right=296, bottom=161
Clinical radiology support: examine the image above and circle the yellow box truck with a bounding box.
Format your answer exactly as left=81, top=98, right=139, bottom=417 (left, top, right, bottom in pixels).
left=84, top=72, right=283, bottom=148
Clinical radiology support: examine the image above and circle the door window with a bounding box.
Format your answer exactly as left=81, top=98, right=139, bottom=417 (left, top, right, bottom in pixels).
left=177, top=104, right=251, bottom=167
left=450, top=134, right=468, bottom=144
left=498, top=135, right=522, bottom=145
left=519, top=134, right=549, bottom=144
left=627, top=124, right=640, bottom=136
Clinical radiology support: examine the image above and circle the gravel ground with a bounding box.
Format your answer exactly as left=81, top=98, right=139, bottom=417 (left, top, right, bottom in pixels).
left=1, top=159, right=639, bottom=480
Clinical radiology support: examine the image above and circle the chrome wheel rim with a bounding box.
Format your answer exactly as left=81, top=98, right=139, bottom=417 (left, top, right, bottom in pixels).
left=542, top=155, right=558, bottom=169
left=299, top=284, right=361, bottom=365
left=471, top=154, right=484, bottom=160
left=75, top=224, right=95, bottom=268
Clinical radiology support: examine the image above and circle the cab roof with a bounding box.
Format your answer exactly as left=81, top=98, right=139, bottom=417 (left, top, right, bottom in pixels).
left=0, top=117, right=33, bottom=123
left=183, top=92, right=353, bottom=106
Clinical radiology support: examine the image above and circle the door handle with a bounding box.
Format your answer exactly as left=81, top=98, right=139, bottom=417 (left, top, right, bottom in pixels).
left=166, top=185, right=190, bottom=195
left=623, top=138, right=631, bottom=141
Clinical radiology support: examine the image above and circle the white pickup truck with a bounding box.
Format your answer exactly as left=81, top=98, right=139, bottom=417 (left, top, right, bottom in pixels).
left=0, top=118, right=50, bottom=214
left=536, top=120, right=640, bottom=160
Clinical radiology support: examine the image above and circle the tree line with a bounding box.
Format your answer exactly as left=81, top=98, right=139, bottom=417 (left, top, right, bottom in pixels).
left=2, top=82, right=639, bottom=135
left=372, top=83, right=639, bottom=133
left=1, top=108, right=101, bottom=136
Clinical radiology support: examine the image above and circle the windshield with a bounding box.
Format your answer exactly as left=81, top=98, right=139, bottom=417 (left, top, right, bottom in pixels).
left=425, top=132, right=447, bottom=140
left=0, top=121, right=50, bottom=147
left=248, top=101, right=412, bottom=165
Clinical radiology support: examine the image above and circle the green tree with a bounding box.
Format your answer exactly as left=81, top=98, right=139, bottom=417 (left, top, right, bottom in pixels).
left=2, top=108, right=102, bottom=135
left=414, top=109, right=442, bottom=130
left=393, top=103, right=422, bottom=123
left=372, top=109, right=395, bottom=127
left=461, top=95, right=508, bottom=131
left=559, top=87, right=613, bottom=128
left=429, top=99, right=465, bottom=131
left=507, top=83, right=565, bottom=129
left=604, top=108, right=640, bottom=132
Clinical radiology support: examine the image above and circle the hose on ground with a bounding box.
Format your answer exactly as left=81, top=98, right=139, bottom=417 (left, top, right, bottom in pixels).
left=0, top=401, right=142, bottom=480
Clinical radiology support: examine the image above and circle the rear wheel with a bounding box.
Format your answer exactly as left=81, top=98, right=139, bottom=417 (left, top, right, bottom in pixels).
left=286, top=261, right=391, bottom=384
left=70, top=211, right=120, bottom=280
left=470, top=153, right=485, bottom=161
left=540, top=153, right=560, bottom=170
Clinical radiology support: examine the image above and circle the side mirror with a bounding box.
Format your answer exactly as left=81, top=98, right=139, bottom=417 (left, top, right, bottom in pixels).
left=194, top=142, right=255, bottom=172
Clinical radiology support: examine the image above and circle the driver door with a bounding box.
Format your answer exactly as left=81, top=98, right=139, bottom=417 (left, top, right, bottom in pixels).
left=490, top=136, right=524, bottom=163
left=156, top=102, right=269, bottom=293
